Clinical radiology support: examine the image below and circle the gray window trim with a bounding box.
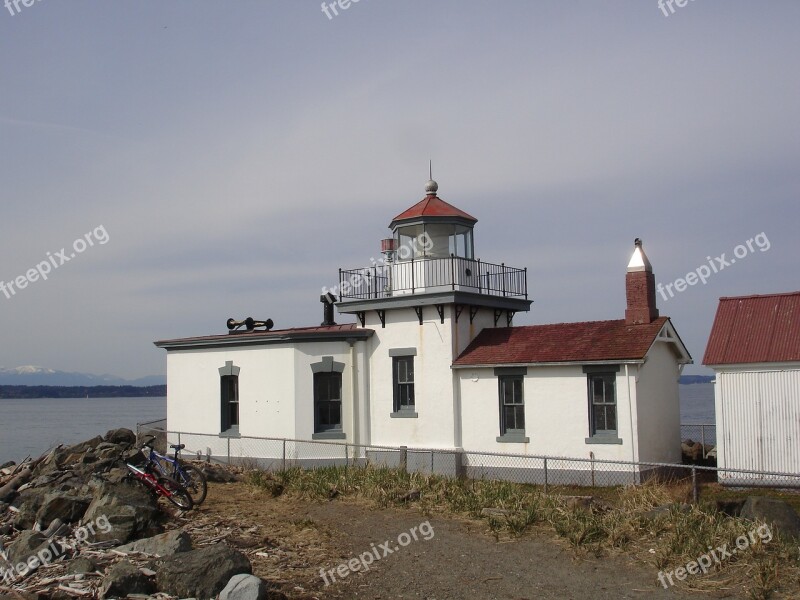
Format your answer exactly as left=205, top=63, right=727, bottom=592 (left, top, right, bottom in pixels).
left=585, top=435, right=623, bottom=445
left=311, top=356, right=345, bottom=374
left=389, top=347, right=417, bottom=357
left=494, top=367, right=527, bottom=376
left=219, top=361, right=241, bottom=377
left=220, top=361, right=240, bottom=434
left=219, top=426, right=241, bottom=438
left=390, top=410, right=419, bottom=418
left=497, top=433, right=530, bottom=443
left=312, top=431, right=346, bottom=440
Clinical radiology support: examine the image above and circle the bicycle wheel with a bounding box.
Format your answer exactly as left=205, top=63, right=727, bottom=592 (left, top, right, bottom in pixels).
left=175, top=464, right=208, bottom=505
left=157, top=476, right=194, bottom=510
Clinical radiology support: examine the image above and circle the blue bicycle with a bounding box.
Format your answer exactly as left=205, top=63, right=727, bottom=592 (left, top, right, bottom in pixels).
left=140, top=435, right=208, bottom=505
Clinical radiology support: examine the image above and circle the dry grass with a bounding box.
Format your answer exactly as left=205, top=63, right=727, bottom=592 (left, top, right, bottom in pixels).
left=246, top=464, right=800, bottom=599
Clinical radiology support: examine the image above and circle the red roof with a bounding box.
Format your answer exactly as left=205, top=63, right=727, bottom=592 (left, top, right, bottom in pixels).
left=390, top=195, right=477, bottom=225
left=453, top=317, right=671, bottom=366
left=703, top=291, right=800, bottom=365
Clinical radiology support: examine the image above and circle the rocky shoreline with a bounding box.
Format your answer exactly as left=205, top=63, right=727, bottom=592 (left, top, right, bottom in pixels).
left=0, top=429, right=283, bottom=600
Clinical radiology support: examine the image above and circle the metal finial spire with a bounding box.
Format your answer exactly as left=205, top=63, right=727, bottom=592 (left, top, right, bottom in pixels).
left=429, top=159, right=432, bottom=181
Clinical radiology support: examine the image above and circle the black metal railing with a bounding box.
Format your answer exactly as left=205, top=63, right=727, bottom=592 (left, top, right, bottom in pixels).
left=338, top=257, right=527, bottom=301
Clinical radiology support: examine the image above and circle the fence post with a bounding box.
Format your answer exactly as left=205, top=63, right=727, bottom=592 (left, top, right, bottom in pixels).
left=400, top=446, right=408, bottom=473
left=590, top=452, right=596, bottom=487
left=543, top=457, right=548, bottom=494
left=691, top=466, right=699, bottom=504
left=177, top=431, right=181, bottom=448
left=227, top=437, right=231, bottom=465
left=282, top=440, right=286, bottom=472
left=345, top=444, right=349, bottom=468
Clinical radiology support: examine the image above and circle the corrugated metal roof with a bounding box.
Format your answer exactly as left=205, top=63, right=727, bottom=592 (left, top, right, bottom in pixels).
left=453, top=317, right=671, bottom=366
left=703, top=291, right=800, bottom=365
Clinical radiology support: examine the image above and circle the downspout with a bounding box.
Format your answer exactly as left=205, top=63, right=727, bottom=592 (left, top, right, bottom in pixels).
left=348, top=339, right=359, bottom=447
left=625, top=364, right=637, bottom=466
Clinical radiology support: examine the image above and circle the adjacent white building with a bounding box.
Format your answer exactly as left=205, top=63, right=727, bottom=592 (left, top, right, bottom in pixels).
left=156, top=180, right=692, bottom=483
left=704, top=291, right=800, bottom=484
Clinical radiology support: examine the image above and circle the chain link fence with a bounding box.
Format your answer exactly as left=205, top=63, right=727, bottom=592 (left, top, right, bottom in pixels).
left=680, top=423, right=716, bottom=459
left=136, top=420, right=799, bottom=498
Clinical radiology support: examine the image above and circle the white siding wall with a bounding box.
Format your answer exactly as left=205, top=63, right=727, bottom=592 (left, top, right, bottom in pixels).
left=364, top=308, right=455, bottom=448
left=458, top=365, right=637, bottom=460
left=165, top=341, right=356, bottom=442
left=715, top=367, right=800, bottom=475
left=635, top=341, right=682, bottom=464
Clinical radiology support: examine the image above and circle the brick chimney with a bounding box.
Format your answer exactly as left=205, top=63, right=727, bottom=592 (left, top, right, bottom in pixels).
left=625, top=238, right=659, bottom=325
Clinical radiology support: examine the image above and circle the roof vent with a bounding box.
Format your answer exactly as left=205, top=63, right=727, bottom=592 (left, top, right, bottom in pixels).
left=226, top=317, right=274, bottom=332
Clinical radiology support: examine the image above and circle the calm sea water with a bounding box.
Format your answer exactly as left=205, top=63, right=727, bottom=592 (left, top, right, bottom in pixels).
left=679, top=382, right=715, bottom=424
left=0, top=385, right=714, bottom=464
left=0, top=396, right=165, bottom=464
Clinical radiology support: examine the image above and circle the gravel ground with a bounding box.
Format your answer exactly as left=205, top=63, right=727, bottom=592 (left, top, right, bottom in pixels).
left=202, top=482, right=745, bottom=600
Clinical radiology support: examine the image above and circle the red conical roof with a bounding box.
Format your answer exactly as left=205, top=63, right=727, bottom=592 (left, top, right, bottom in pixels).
left=390, top=182, right=477, bottom=229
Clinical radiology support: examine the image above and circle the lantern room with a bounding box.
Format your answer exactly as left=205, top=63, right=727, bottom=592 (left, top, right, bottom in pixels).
left=387, top=180, right=477, bottom=261
left=337, top=180, right=529, bottom=309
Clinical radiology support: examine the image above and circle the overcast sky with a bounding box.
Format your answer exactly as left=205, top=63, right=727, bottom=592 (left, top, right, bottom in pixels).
left=0, top=1, right=798, bottom=379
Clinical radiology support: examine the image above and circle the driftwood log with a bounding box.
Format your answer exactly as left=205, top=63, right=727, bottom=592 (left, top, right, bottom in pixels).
left=0, top=467, right=32, bottom=503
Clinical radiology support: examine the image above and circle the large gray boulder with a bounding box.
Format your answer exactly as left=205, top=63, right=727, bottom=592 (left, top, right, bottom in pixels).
left=220, top=574, right=270, bottom=600
left=100, top=560, right=155, bottom=599
left=5, top=530, right=48, bottom=566
left=115, top=530, right=192, bottom=557
left=35, top=491, right=90, bottom=528
left=82, top=481, right=161, bottom=544
left=9, top=488, right=48, bottom=529
left=104, top=428, right=136, bottom=446
left=740, top=496, right=800, bottom=539
left=156, top=544, right=252, bottom=599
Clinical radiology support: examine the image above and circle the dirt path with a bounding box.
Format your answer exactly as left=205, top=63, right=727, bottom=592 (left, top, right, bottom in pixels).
left=199, top=482, right=742, bottom=600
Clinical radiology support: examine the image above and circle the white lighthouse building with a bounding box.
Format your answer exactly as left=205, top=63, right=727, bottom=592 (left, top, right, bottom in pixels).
left=156, top=179, right=691, bottom=482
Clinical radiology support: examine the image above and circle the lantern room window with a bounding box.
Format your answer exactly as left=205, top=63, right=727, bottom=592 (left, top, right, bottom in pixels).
left=394, top=223, right=474, bottom=262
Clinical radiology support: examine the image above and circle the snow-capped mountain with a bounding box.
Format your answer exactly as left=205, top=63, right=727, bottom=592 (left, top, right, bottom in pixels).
left=0, top=366, right=165, bottom=387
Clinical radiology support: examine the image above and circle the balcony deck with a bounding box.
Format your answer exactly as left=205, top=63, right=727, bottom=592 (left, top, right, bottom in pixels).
left=338, top=257, right=527, bottom=301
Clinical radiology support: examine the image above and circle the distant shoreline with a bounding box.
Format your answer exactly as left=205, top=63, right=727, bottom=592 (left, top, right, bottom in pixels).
left=0, top=385, right=167, bottom=399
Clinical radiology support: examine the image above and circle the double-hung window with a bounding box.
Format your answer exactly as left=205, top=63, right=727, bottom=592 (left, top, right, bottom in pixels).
left=393, top=355, right=415, bottom=413
left=584, top=366, right=622, bottom=444
left=495, top=367, right=528, bottom=442
left=315, top=372, right=342, bottom=434
left=389, top=348, right=417, bottom=418
left=219, top=361, right=241, bottom=435
left=311, top=356, right=346, bottom=440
